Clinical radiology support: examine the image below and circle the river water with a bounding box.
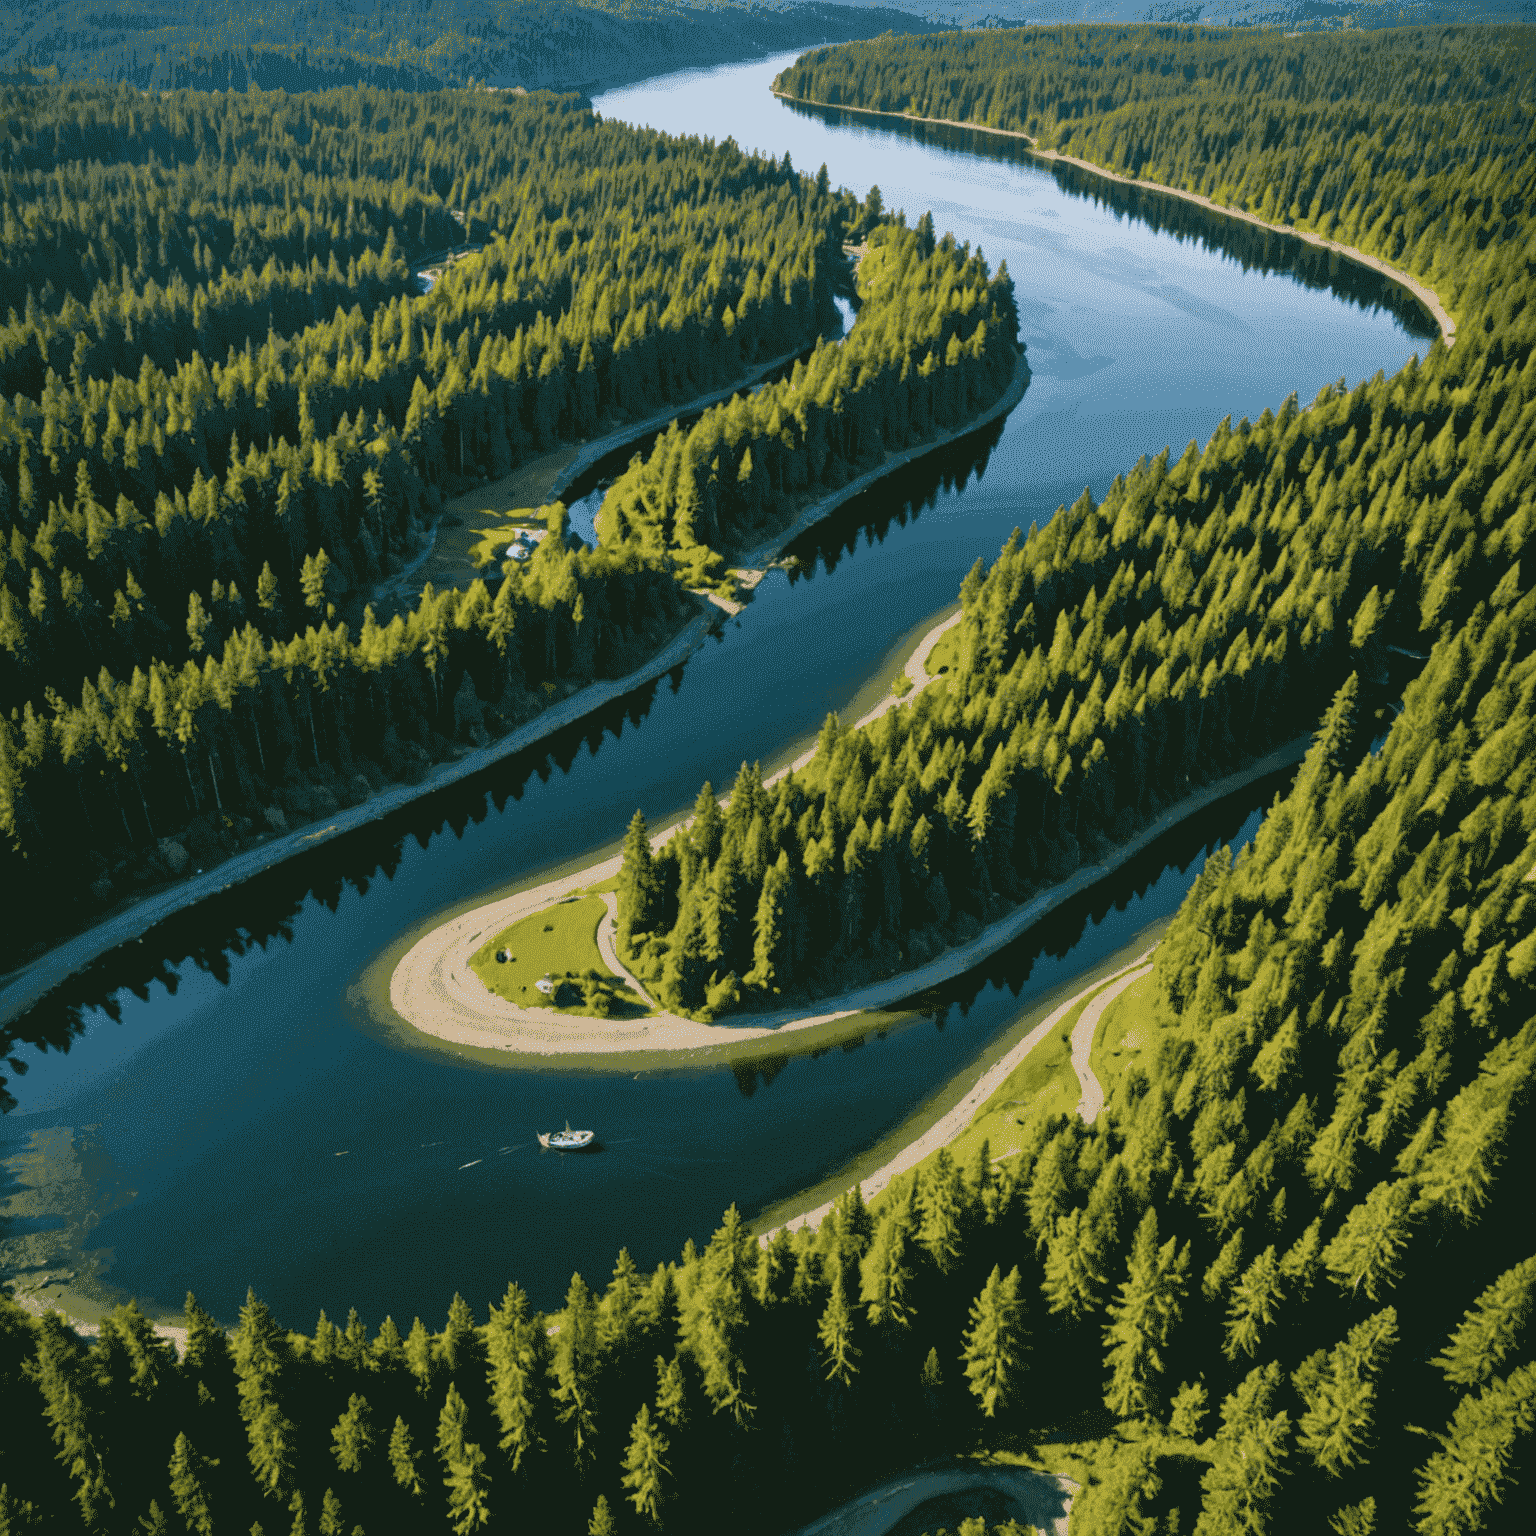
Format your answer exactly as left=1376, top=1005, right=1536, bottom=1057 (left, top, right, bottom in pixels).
left=0, top=54, right=1431, bottom=1328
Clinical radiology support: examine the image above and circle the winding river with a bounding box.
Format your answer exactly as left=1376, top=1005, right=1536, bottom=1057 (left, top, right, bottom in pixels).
left=0, top=53, right=1433, bottom=1329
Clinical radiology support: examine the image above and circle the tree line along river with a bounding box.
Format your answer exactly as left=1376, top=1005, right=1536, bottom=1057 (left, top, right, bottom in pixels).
left=0, top=51, right=1433, bottom=1330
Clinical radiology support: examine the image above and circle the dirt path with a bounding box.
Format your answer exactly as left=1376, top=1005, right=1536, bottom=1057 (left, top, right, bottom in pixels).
left=771, top=92, right=1455, bottom=348
left=790, top=1464, right=1077, bottom=1536
left=761, top=949, right=1153, bottom=1240
left=596, top=893, right=660, bottom=1010
left=1071, top=963, right=1151, bottom=1125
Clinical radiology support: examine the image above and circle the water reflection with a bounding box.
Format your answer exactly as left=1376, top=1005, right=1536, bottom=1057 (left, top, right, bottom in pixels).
left=0, top=53, right=1427, bottom=1324
left=5, top=669, right=672, bottom=1073
left=779, top=98, right=1439, bottom=343
left=782, top=417, right=1008, bottom=581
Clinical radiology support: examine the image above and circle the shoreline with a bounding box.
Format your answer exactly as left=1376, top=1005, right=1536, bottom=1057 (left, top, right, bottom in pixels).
left=758, top=949, right=1155, bottom=1241
left=0, top=353, right=1025, bottom=1032
left=738, top=346, right=1030, bottom=569
left=545, top=343, right=807, bottom=506
left=388, top=730, right=1308, bottom=1063
left=772, top=91, right=1455, bottom=348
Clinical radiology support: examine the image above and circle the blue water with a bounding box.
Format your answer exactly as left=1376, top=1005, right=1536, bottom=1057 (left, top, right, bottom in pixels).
left=0, top=53, right=1427, bottom=1328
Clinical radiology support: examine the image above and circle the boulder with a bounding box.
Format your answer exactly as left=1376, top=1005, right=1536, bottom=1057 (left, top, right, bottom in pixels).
left=91, top=876, right=114, bottom=903
left=263, top=805, right=288, bottom=833
left=157, top=838, right=190, bottom=875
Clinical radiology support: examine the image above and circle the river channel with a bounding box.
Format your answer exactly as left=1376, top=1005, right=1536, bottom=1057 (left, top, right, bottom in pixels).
left=0, top=53, right=1433, bottom=1329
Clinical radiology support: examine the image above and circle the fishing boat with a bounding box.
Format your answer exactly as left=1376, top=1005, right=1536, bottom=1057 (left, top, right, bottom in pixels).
left=538, top=1121, right=596, bottom=1152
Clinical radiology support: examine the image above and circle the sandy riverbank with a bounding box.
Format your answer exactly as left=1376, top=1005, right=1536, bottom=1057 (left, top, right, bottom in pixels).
left=385, top=603, right=969, bottom=1057
left=771, top=92, right=1455, bottom=348
left=389, top=695, right=1306, bottom=1063
left=759, top=951, right=1154, bottom=1240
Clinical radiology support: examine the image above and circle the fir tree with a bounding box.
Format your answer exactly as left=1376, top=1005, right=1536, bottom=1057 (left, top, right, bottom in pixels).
left=436, top=1383, right=491, bottom=1534
left=960, top=1264, right=1027, bottom=1419
left=1432, top=1255, right=1536, bottom=1388
left=620, top=1404, right=671, bottom=1526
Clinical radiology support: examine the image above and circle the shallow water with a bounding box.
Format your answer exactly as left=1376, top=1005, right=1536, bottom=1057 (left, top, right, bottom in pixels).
left=0, top=52, right=1429, bottom=1326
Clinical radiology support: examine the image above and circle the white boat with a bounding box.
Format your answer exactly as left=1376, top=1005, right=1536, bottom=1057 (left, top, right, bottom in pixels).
left=538, top=1121, right=596, bottom=1151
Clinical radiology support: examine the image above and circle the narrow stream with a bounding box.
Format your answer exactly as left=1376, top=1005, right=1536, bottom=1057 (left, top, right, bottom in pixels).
left=0, top=53, right=1432, bottom=1327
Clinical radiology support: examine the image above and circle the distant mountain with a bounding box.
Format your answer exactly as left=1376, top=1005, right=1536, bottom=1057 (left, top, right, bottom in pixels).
left=816, top=0, right=1534, bottom=30
left=0, top=0, right=942, bottom=96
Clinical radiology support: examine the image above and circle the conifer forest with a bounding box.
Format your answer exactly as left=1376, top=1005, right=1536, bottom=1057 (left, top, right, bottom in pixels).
left=3, top=14, right=1536, bottom=1536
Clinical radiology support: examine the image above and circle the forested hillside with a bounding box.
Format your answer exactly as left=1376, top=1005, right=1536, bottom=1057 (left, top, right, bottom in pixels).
left=0, top=0, right=936, bottom=96
left=611, top=19, right=1536, bottom=1022
left=595, top=214, right=1021, bottom=589
left=3, top=19, right=1534, bottom=1536
left=0, top=77, right=873, bottom=961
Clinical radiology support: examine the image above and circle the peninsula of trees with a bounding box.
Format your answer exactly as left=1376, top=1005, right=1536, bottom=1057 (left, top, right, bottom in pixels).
left=0, top=75, right=1015, bottom=966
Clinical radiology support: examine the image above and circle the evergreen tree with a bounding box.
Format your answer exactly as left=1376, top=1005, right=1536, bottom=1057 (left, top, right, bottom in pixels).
left=620, top=1404, right=671, bottom=1526
left=1099, top=1210, right=1191, bottom=1413
left=1432, top=1255, right=1535, bottom=1388
left=388, top=1417, right=423, bottom=1498
left=167, top=1432, right=215, bottom=1536
left=436, top=1383, right=491, bottom=1534
left=960, top=1265, right=1027, bottom=1419
left=330, top=1394, right=374, bottom=1475
left=486, top=1281, right=545, bottom=1472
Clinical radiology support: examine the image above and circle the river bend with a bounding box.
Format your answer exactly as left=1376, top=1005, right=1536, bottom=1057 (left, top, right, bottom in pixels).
left=0, top=52, right=1431, bottom=1327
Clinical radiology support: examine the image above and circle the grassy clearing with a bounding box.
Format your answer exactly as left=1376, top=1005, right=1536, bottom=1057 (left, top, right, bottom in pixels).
left=469, top=510, right=551, bottom=569
left=1090, top=970, right=1157, bottom=1103
left=926, top=624, right=961, bottom=677
left=469, top=895, right=649, bottom=1019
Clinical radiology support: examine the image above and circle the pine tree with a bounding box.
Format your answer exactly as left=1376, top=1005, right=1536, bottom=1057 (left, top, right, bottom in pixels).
left=918, top=1148, right=964, bottom=1273
left=1224, top=1245, right=1284, bottom=1360
left=655, top=1354, right=688, bottom=1430
left=618, top=810, right=659, bottom=951
left=1431, top=1255, right=1535, bottom=1388
left=232, top=1289, right=295, bottom=1500
left=552, top=1273, right=601, bottom=1469
left=1193, top=1362, right=1291, bottom=1536
left=486, top=1282, right=545, bottom=1472
left=1042, top=1206, right=1105, bottom=1320
left=859, top=1180, right=918, bottom=1330
left=589, top=1495, right=618, bottom=1536
left=317, top=1489, right=345, bottom=1536
left=168, top=1432, right=215, bottom=1536
left=960, top=1264, right=1027, bottom=1418
left=1294, top=1309, right=1397, bottom=1478
left=817, top=1258, right=861, bottom=1386
left=330, top=1393, right=374, bottom=1475
left=436, top=1384, right=491, bottom=1534
left=745, top=850, right=793, bottom=989
left=1412, top=1362, right=1536, bottom=1535
left=1105, top=1210, right=1185, bottom=1413
left=388, top=1417, right=423, bottom=1497
left=620, top=1404, right=671, bottom=1525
